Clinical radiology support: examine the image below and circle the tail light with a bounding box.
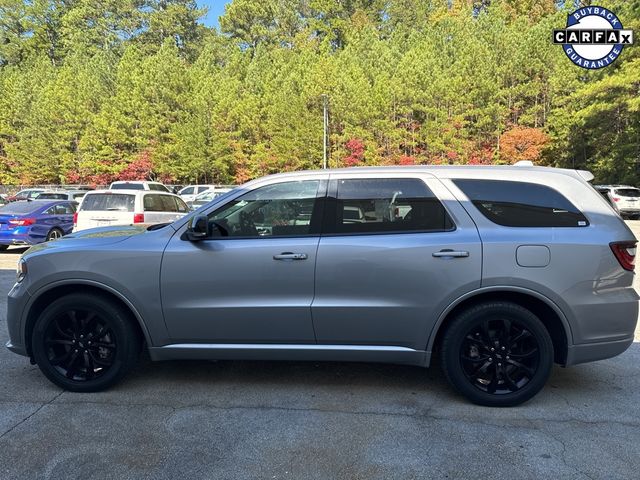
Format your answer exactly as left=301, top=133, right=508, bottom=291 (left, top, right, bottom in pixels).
left=610, top=241, right=636, bottom=271
left=612, top=197, right=620, bottom=202
left=8, top=218, right=35, bottom=227
left=73, top=212, right=78, bottom=226
left=133, top=213, right=145, bottom=223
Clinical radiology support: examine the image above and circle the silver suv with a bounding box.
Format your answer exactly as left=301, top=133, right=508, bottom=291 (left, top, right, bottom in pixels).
left=6, top=166, right=638, bottom=406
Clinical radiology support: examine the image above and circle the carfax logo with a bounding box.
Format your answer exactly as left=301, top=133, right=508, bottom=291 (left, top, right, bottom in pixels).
left=553, top=6, right=634, bottom=69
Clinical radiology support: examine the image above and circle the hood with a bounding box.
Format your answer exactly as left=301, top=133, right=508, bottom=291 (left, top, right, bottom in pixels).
left=66, top=224, right=153, bottom=239
left=23, top=224, right=171, bottom=255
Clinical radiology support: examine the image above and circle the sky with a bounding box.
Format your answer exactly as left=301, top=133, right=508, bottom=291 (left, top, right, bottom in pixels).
left=199, top=0, right=231, bottom=28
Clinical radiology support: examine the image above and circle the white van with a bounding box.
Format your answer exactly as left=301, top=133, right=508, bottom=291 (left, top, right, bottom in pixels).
left=73, top=190, right=189, bottom=231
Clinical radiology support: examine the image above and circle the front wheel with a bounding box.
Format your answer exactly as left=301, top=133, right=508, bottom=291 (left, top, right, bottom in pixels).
left=441, top=302, right=553, bottom=407
left=31, top=293, right=140, bottom=392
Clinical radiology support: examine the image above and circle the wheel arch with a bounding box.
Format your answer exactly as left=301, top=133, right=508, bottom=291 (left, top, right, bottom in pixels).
left=428, top=287, right=572, bottom=365
left=23, top=280, right=152, bottom=358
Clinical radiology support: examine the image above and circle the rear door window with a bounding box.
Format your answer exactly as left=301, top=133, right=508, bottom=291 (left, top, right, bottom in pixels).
left=325, top=178, right=454, bottom=234
left=143, top=194, right=168, bottom=212
left=453, top=179, right=588, bottom=227
left=54, top=203, right=75, bottom=215
left=81, top=194, right=135, bottom=212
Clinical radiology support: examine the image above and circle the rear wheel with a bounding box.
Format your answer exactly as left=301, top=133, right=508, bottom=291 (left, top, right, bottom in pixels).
left=31, top=293, right=140, bottom=392
left=0, top=245, right=8, bottom=251
left=46, top=228, right=63, bottom=241
left=441, top=302, right=553, bottom=407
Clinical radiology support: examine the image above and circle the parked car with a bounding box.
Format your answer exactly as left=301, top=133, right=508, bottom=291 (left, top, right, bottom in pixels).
left=595, top=185, right=640, bottom=219
left=0, top=200, right=76, bottom=249
left=7, top=166, right=638, bottom=407
left=73, top=190, right=189, bottom=232
left=187, top=188, right=233, bottom=210
left=177, top=185, right=217, bottom=203
left=35, top=190, right=88, bottom=202
left=5, top=188, right=45, bottom=202
left=109, top=181, right=170, bottom=193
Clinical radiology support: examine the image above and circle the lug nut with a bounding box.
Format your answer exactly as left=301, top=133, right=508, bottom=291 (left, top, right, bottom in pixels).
left=498, top=363, right=502, bottom=366
left=490, top=347, right=495, bottom=352
left=501, top=346, right=506, bottom=350
left=488, top=357, right=493, bottom=362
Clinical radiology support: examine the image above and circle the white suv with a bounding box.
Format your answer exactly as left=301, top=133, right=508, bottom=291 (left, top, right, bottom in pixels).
left=595, top=185, right=640, bottom=218
left=73, top=190, right=189, bottom=231
left=109, top=181, right=170, bottom=192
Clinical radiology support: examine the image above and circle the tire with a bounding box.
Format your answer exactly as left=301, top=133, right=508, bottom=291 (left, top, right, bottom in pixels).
left=441, top=302, right=553, bottom=407
left=0, top=245, right=8, bottom=251
left=46, top=228, right=64, bottom=241
left=31, top=293, right=140, bottom=392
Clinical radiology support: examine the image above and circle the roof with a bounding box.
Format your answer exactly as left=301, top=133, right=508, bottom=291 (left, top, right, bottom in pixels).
left=86, top=189, right=179, bottom=196
left=246, top=165, right=590, bottom=183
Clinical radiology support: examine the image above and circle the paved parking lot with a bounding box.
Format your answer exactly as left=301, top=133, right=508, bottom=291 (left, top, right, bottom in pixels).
left=1, top=224, right=640, bottom=479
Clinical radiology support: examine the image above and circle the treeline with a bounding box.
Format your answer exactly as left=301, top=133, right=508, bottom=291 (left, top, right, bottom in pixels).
left=0, top=0, right=638, bottom=185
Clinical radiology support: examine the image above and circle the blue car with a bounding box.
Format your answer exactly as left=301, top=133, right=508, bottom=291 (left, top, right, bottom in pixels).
left=0, top=200, right=77, bottom=250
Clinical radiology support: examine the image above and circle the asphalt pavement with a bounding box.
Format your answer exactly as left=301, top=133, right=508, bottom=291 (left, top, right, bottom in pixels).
left=1, top=223, right=640, bottom=480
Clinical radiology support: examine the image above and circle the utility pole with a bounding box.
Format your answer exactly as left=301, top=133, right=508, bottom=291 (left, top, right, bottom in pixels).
left=322, top=94, right=329, bottom=169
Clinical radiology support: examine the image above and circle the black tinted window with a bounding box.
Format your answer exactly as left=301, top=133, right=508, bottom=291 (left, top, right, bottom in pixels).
left=111, top=183, right=144, bottom=190
left=149, top=183, right=169, bottom=192
left=615, top=188, right=640, bottom=198
left=208, top=181, right=321, bottom=237
left=327, top=178, right=453, bottom=234
left=54, top=203, right=75, bottom=214
left=38, top=193, right=68, bottom=200
left=81, top=194, right=135, bottom=212
left=454, top=179, right=588, bottom=227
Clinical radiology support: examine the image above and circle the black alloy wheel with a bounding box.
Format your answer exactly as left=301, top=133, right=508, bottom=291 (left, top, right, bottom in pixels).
left=44, top=309, right=116, bottom=381
left=441, top=302, right=553, bottom=407
left=32, top=293, right=140, bottom=391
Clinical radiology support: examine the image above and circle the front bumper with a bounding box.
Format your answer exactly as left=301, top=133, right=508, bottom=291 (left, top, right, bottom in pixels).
left=5, top=281, right=31, bottom=357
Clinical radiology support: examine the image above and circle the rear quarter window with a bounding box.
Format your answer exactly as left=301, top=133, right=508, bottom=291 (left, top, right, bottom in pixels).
left=453, top=179, right=588, bottom=227
left=81, top=194, right=135, bottom=212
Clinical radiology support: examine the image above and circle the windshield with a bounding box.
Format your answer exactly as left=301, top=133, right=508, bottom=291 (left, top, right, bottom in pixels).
left=81, top=193, right=135, bottom=211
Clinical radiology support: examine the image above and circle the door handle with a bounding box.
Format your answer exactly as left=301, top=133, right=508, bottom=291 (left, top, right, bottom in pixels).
left=432, top=249, right=469, bottom=258
left=273, top=252, right=308, bottom=261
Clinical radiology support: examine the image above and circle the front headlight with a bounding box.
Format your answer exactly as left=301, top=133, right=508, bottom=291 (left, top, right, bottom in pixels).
left=16, top=258, right=27, bottom=283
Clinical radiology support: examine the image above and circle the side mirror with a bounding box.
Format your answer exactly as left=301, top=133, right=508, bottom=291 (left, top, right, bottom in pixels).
left=186, top=214, right=208, bottom=241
